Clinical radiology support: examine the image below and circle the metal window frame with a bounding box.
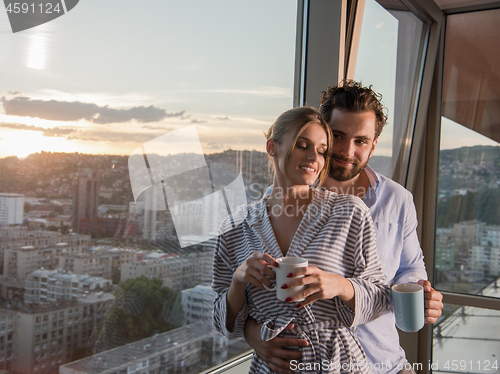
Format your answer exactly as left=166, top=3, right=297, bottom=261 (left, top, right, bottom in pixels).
left=403, top=1, right=500, bottom=372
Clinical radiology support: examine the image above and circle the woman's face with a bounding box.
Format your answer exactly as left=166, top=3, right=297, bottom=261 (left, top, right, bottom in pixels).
left=274, top=121, right=328, bottom=187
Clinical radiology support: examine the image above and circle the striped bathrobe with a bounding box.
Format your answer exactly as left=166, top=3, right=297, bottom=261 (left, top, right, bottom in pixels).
left=213, top=188, right=390, bottom=373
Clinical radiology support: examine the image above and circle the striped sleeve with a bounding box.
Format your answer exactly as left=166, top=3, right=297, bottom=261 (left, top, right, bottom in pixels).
left=212, top=228, right=249, bottom=339
left=342, top=206, right=391, bottom=327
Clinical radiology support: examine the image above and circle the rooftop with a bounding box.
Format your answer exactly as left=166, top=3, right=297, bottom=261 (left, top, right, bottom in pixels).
left=60, top=322, right=219, bottom=373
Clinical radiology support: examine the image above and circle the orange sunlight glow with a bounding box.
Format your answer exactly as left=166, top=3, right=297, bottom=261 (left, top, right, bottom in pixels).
left=0, top=130, right=76, bottom=158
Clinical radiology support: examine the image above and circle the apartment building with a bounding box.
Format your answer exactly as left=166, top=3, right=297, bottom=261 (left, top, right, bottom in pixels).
left=0, top=310, right=16, bottom=373
left=12, top=292, right=114, bottom=374
left=181, top=284, right=216, bottom=326
left=24, top=269, right=111, bottom=304
left=3, top=242, right=86, bottom=282
left=0, top=228, right=91, bottom=276
left=121, top=250, right=214, bottom=291
left=59, top=322, right=227, bottom=374
left=59, top=248, right=138, bottom=282
left=0, top=193, right=24, bottom=227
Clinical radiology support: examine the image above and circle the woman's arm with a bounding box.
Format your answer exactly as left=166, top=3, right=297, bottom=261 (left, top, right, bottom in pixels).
left=281, top=268, right=355, bottom=310
left=213, top=230, right=278, bottom=336
left=279, top=205, right=390, bottom=326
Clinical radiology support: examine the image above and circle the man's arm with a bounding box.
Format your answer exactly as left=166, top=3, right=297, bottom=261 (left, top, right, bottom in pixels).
left=244, top=317, right=308, bottom=374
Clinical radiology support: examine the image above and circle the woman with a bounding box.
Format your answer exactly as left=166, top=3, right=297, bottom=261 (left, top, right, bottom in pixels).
left=212, top=107, right=390, bottom=373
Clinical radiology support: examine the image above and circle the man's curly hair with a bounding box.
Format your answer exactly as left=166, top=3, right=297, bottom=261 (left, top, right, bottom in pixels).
left=319, top=80, right=388, bottom=140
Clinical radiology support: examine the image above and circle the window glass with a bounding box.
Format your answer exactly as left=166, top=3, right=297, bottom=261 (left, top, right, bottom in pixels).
left=434, top=9, right=500, bottom=370
left=435, top=9, right=500, bottom=299
left=0, top=1, right=297, bottom=373
left=432, top=300, right=500, bottom=373
left=353, top=0, right=425, bottom=178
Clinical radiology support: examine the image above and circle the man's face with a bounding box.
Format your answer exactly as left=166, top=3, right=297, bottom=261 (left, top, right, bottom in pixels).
left=328, top=109, right=378, bottom=182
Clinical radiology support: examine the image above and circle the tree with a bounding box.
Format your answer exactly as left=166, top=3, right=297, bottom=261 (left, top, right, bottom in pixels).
left=101, top=276, right=183, bottom=350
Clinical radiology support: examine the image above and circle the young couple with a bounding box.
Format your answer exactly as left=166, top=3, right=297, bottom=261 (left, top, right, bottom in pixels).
left=213, top=81, right=443, bottom=374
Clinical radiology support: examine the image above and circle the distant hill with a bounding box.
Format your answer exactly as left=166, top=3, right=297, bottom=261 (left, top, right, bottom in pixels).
left=440, top=145, right=500, bottom=165
left=437, top=145, right=500, bottom=227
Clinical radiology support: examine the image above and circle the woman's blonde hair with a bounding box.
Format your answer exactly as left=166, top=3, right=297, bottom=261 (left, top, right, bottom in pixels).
left=265, top=106, right=332, bottom=185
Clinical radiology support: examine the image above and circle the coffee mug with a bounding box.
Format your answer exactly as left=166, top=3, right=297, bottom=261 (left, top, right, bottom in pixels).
left=263, top=257, right=308, bottom=301
left=391, top=283, right=425, bottom=332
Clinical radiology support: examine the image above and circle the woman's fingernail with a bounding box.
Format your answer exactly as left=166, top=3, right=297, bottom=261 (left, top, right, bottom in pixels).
left=285, top=297, right=292, bottom=302
left=274, top=262, right=279, bottom=267
left=287, top=272, right=293, bottom=277
left=281, top=284, right=288, bottom=289
left=296, top=303, right=302, bottom=308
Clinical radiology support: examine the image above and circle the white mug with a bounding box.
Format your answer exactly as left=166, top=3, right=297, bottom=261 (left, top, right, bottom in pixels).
left=264, top=257, right=308, bottom=301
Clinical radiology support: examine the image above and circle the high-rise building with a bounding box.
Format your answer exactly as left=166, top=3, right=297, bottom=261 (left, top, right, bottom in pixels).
left=0, top=193, right=24, bottom=227
left=72, top=170, right=100, bottom=235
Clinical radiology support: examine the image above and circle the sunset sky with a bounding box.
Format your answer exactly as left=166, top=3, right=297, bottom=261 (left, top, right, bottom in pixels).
left=0, top=0, right=497, bottom=160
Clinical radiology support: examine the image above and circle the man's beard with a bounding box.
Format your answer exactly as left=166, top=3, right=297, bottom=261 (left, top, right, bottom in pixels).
left=328, top=154, right=369, bottom=182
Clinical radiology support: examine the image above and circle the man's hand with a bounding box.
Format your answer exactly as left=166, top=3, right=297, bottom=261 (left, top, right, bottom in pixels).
left=417, top=280, right=443, bottom=324
left=244, top=317, right=308, bottom=374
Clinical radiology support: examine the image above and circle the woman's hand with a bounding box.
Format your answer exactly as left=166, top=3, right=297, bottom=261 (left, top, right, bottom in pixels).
left=233, top=252, right=278, bottom=289
left=226, top=252, right=278, bottom=331
left=280, top=266, right=355, bottom=309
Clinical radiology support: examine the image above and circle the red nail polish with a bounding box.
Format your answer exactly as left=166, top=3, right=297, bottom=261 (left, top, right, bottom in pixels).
left=285, top=297, right=292, bottom=302
left=274, top=262, right=279, bottom=267
left=281, top=284, right=288, bottom=289
left=296, top=303, right=302, bottom=308
left=287, top=272, right=293, bottom=277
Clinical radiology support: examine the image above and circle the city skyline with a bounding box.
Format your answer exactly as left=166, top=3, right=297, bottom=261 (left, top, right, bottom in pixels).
left=1, top=1, right=497, bottom=161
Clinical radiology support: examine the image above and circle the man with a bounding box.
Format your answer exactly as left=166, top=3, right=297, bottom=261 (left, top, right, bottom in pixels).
left=244, top=80, right=444, bottom=374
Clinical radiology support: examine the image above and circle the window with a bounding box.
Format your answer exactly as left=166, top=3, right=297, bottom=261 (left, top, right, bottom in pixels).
left=352, top=0, right=427, bottom=180
left=1, top=0, right=296, bottom=372
left=433, top=6, right=500, bottom=372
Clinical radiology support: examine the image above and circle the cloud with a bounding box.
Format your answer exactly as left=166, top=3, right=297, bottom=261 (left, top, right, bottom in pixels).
left=67, top=130, right=163, bottom=143
left=0, top=122, right=74, bottom=137
left=0, top=121, right=164, bottom=144
left=0, top=95, right=187, bottom=124
left=191, top=119, right=206, bottom=124
left=205, top=142, right=227, bottom=150
left=141, top=125, right=173, bottom=131
left=189, top=86, right=292, bottom=99
left=215, top=116, right=230, bottom=121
